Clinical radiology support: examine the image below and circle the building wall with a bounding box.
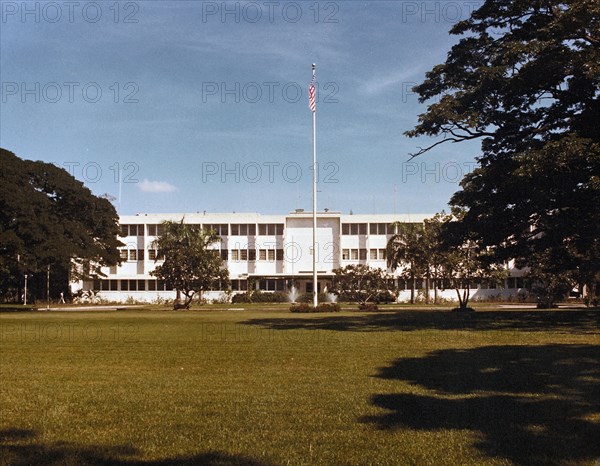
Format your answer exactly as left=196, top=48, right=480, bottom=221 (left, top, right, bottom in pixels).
left=74, top=211, right=527, bottom=303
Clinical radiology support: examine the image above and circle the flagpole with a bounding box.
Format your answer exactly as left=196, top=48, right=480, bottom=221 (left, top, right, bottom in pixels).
left=311, top=63, right=318, bottom=308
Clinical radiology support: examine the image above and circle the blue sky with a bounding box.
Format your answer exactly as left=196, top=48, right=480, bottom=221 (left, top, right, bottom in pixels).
left=1, top=0, right=483, bottom=215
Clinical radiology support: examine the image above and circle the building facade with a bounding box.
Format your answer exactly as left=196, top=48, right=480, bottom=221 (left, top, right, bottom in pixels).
left=74, top=211, right=527, bottom=303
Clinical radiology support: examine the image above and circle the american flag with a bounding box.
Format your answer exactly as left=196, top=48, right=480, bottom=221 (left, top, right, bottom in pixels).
left=308, top=73, right=316, bottom=113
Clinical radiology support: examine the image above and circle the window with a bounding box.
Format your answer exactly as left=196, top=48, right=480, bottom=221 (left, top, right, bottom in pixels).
left=156, top=225, right=164, bottom=236
left=359, top=249, right=367, bottom=260
left=259, top=279, right=284, bottom=291
left=379, top=249, right=386, bottom=260
left=204, top=224, right=228, bottom=236
left=249, top=249, right=256, bottom=261
left=129, top=249, right=137, bottom=261
left=516, top=277, right=525, bottom=288
left=370, top=249, right=378, bottom=260
left=359, top=223, right=367, bottom=235
left=129, top=280, right=137, bottom=291
left=231, top=250, right=239, bottom=261
left=230, top=224, right=255, bottom=235
left=120, top=225, right=129, bottom=237
left=231, top=280, right=248, bottom=291
left=240, top=250, right=248, bottom=261
left=268, top=249, right=275, bottom=261
left=119, top=249, right=128, bottom=260
left=342, top=249, right=350, bottom=260
left=137, top=280, right=146, bottom=291
left=258, top=224, right=284, bottom=235
left=342, top=224, right=350, bottom=235
left=351, top=249, right=358, bottom=260
left=220, top=250, right=228, bottom=260
left=101, top=280, right=110, bottom=291
left=149, top=249, right=157, bottom=261
left=110, top=280, right=118, bottom=291
left=121, top=280, right=128, bottom=291
left=157, top=280, right=166, bottom=291
left=137, top=249, right=144, bottom=261
left=259, top=249, right=267, bottom=261
left=370, top=223, right=391, bottom=235
left=276, top=249, right=284, bottom=260
left=148, top=280, right=156, bottom=291
left=148, top=224, right=157, bottom=236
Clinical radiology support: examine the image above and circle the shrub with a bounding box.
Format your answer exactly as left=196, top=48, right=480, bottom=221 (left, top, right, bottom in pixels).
left=231, top=293, right=252, bottom=304
left=358, top=303, right=378, bottom=311
left=290, top=302, right=341, bottom=313
left=315, top=303, right=341, bottom=312
left=290, top=303, right=311, bottom=313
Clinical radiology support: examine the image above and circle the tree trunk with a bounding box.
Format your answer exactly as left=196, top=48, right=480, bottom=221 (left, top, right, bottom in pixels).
left=410, top=275, right=415, bottom=304
left=425, top=272, right=430, bottom=304
left=433, top=278, right=438, bottom=304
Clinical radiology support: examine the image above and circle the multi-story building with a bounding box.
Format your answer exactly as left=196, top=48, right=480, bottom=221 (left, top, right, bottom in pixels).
left=74, top=210, right=527, bottom=303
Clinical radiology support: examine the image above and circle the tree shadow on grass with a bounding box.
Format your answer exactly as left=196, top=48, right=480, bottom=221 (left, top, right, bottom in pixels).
left=242, top=310, right=600, bottom=334
left=0, top=428, right=270, bottom=465
left=362, top=344, right=600, bottom=465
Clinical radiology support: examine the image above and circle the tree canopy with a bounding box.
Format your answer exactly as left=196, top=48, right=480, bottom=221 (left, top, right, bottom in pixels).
left=407, top=0, right=600, bottom=299
left=0, top=148, right=122, bottom=300
left=150, top=220, right=229, bottom=309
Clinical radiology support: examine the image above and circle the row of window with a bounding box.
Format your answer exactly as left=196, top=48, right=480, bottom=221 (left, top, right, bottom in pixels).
left=341, top=249, right=387, bottom=261
left=341, top=223, right=396, bottom=235
left=121, top=223, right=401, bottom=238
left=94, top=279, right=286, bottom=292
left=118, top=248, right=391, bottom=262
left=118, top=248, right=390, bottom=263
left=120, top=223, right=285, bottom=237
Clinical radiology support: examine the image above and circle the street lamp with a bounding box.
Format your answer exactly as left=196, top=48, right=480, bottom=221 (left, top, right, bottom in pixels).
left=24, top=274, right=28, bottom=306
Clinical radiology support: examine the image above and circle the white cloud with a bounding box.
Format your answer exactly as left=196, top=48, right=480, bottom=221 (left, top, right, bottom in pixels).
left=138, top=179, right=177, bottom=193
left=360, top=69, right=425, bottom=96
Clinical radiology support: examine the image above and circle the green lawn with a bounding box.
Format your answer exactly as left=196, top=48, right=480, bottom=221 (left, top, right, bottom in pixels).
left=1, top=308, right=598, bottom=465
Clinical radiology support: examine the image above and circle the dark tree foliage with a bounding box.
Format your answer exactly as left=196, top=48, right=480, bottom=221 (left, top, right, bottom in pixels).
left=407, top=1, right=600, bottom=301
left=0, top=149, right=122, bottom=300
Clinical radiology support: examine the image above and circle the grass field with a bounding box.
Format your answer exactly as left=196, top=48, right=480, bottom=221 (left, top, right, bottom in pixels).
left=1, top=307, right=599, bottom=465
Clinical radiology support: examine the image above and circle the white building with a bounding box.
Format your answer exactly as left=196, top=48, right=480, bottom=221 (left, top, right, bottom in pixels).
left=75, top=211, right=527, bottom=303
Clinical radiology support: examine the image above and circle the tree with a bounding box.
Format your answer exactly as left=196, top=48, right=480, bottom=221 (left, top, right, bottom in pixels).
left=406, top=0, right=600, bottom=303
left=151, top=220, right=229, bottom=310
left=386, top=222, right=427, bottom=303
left=331, top=264, right=395, bottom=306
left=0, top=148, right=122, bottom=302
left=438, top=211, right=508, bottom=310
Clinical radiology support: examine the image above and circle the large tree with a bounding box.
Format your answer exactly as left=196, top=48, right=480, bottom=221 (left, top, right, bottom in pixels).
left=406, top=0, right=600, bottom=302
left=0, top=148, right=122, bottom=301
left=151, top=220, right=229, bottom=310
